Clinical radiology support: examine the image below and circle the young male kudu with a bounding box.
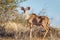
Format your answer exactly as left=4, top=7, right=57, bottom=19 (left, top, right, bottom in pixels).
left=20, top=6, right=50, bottom=40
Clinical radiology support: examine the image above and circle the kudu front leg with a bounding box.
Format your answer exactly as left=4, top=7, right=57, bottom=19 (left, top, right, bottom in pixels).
left=30, top=24, right=33, bottom=40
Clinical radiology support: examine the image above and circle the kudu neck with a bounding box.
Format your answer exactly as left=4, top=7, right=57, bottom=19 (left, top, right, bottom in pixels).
left=25, top=10, right=29, bottom=15
left=24, top=10, right=30, bottom=20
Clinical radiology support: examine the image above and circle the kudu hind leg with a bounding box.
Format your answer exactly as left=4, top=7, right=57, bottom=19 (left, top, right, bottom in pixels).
left=44, top=27, right=49, bottom=38
left=42, top=24, right=49, bottom=40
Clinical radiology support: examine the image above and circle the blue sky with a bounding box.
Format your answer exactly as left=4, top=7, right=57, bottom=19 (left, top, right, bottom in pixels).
left=18, top=0, right=60, bottom=27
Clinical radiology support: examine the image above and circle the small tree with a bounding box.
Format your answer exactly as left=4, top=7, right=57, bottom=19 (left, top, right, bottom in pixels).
left=38, top=8, right=47, bottom=16
left=0, top=0, right=27, bottom=23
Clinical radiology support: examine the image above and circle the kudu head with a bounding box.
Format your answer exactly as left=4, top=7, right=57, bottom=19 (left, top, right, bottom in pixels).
left=20, top=6, right=30, bottom=13
left=20, top=6, right=30, bottom=20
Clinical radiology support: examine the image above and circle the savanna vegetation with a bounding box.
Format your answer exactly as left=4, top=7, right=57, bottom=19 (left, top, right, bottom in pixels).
left=0, top=0, right=60, bottom=40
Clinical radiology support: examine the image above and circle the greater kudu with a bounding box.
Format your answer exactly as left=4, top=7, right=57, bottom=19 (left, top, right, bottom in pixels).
left=20, top=6, right=50, bottom=40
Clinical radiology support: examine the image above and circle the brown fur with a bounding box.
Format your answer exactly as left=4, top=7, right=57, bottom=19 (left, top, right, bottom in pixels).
left=28, top=14, right=50, bottom=27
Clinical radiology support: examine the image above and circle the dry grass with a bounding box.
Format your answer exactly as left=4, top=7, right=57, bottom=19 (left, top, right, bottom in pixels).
left=0, top=13, right=60, bottom=40
left=0, top=21, right=60, bottom=40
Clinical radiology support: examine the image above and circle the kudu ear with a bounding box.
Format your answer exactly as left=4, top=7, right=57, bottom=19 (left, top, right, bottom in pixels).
left=20, top=6, right=25, bottom=10
left=20, top=6, right=25, bottom=13
left=26, top=7, right=30, bottom=10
